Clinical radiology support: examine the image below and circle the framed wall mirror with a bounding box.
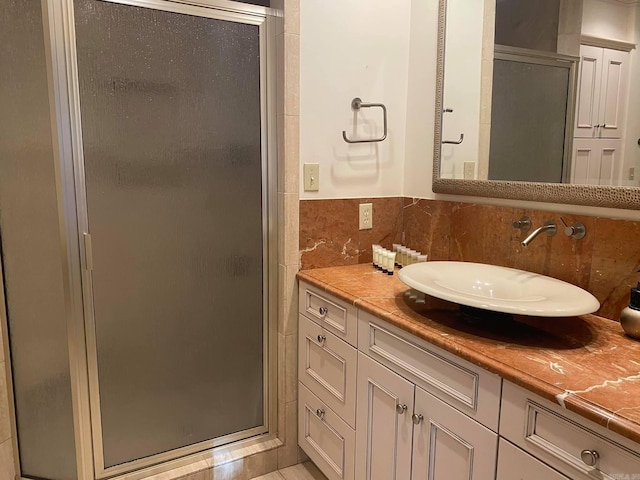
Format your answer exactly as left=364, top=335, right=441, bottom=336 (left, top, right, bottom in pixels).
left=432, top=0, right=640, bottom=209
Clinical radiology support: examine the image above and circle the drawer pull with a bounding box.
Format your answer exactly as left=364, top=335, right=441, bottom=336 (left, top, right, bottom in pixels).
left=319, top=306, right=328, bottom=316
left=316, top=408, right=325, bottom=419
left=580, top=449, right=599, bottom=467
left=396, top=404, right=408, bottom=415
left=317, top=334, right=326, bottom=344
left=412, top=413, right=424, bottom=425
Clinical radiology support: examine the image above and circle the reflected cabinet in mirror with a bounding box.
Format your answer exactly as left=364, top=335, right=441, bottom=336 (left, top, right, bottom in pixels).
left=433, top=0, right=640, bottom=209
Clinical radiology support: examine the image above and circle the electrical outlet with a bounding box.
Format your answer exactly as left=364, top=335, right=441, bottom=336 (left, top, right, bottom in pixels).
left=463, top=162, right=475, bottom=180
left=359, top=203, right=373, bottom=230
left=303, top=163, right=320, bottom=191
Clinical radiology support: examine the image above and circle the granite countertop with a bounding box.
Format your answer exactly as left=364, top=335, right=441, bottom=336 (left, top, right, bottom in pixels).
left=297, top=263, right=640, bottom=445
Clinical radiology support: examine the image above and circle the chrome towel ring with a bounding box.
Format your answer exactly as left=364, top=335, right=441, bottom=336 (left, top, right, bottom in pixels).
left=342, top=97, right=388, bottom=143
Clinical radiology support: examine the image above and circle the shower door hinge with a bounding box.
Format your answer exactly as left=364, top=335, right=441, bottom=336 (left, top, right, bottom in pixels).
left=83, top=233, right=93, bottom=271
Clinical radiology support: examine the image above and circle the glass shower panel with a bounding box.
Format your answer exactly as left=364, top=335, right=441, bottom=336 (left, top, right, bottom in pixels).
left=489, top=59, right=570, bottom=183
left=0, top=1, right=77, bottom=479
left=74, top=0, right=264, bottom=468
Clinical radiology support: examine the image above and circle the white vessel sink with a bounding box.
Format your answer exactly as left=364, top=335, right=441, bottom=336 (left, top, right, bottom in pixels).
left=398, top=261, right=600, bottom=317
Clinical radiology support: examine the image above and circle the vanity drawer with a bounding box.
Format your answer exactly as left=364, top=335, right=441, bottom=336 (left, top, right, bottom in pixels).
left=501, top=381, right=640, bottom=480
left=357, top=310, right=501, bottom=431
left=497, top=438, right=570, bottom=480
left=298, top=383, right=355, bottom=480
left=299, top=281, right=358, bottom=347
left=298, top=314, right=357, bottom=427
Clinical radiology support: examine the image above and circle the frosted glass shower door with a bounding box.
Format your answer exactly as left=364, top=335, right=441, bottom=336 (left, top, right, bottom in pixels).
left=72, top=0, right=271, bottom=473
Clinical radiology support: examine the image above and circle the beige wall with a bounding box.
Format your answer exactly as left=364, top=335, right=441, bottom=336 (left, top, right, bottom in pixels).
left=274, top=0, right=302, bottom=472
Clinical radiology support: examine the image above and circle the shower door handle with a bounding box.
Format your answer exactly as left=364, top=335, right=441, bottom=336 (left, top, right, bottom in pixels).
left=83, top=233, right=93, bottom=271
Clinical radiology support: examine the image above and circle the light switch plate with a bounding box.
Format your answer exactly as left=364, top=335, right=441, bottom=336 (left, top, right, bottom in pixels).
left=359, top=203, right=373, bottom=230
left=303, top=163, right=320, bottom=191
left=463, top=162, right=475, bottom=180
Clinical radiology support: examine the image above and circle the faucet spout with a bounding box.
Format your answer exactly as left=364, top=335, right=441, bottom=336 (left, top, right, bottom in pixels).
left=521, top=221, right=557, bottom=248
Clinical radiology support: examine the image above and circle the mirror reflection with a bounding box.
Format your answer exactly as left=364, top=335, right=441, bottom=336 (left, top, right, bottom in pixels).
left=440, top=0, right=640, bottom=187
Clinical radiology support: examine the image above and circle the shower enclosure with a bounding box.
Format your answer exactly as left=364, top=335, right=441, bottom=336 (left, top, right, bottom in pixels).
left=0, top=0, right=277, bottom=479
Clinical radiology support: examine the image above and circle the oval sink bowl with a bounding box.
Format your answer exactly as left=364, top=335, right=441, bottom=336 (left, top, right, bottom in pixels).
left=398, top=261, right=600, bottom=317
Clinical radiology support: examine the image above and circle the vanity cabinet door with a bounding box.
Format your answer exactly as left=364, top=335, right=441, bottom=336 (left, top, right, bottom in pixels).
left=355, top=353, right=414, bottom=480
left=410, top=386, right=497, bottom=480
left=299, top=281, right=358, bottom=347
left=298, top=315, right=357, bottom=427
left=497, top=439, right=569, bottom=480
left=357, top=310, right=501, bottom=431
left=298, top=383, right=355, bottom=480
left=500, top=381, right=640, bottom=480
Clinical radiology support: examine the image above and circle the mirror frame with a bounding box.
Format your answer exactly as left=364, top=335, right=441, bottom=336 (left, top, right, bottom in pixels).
left=432, top=0, right=640, bottom=210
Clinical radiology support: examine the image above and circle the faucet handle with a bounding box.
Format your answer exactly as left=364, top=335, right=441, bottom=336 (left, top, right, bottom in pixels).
left=560, top=217, right=586, bottom=240
left=512, top=216, right=531, bottom=232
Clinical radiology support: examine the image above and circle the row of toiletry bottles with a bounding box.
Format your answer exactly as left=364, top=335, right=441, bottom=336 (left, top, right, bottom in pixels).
left=372, top=244, right=427, bottom=275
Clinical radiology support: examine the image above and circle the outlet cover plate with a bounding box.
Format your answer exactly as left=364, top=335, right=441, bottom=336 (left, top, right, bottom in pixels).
left=359, top=203, right=373, bottom=230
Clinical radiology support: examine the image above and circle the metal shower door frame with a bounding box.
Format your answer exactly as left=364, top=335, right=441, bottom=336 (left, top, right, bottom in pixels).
left=42, top=0, right=278, bottom=478
left=492, top=45, right=579, bottom=184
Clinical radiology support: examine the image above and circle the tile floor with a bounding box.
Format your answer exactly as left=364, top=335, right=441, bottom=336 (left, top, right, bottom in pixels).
left=250, top=462, right=327, bottom=480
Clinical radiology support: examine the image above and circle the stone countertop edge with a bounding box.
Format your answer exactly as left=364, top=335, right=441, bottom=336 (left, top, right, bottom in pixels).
left=297, top=264, right=640, bottom=447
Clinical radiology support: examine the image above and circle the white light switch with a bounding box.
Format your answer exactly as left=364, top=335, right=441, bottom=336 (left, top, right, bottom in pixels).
left=463, top=162, right=475, bottom=180
left=303, top=163, right=320, bottom=191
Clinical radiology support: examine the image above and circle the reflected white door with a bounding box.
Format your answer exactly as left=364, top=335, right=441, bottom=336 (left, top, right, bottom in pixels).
left=572, top=138, right=621, bottom=185
left=575, top=45, right=629, bottom=139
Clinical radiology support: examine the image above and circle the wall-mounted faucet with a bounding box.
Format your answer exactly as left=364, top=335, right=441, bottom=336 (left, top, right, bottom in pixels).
left=521, top=221, right=557, bottom=247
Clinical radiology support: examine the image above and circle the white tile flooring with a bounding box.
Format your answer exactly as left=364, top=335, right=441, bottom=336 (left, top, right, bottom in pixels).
left=250, top=462, right=327, bottom=480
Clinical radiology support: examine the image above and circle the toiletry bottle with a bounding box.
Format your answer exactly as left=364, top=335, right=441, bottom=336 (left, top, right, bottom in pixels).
left=380, top=249, right=387, bottom=273
left=372, top=245, right=380, bottom=269
left=620, top=282, right=640, bottom=340
left=398, top=247, right=407, bottom=267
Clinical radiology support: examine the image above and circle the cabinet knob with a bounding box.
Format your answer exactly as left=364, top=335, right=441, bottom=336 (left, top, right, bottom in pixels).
left=412, top=413, right=424, bottom=425
left=316, top=408, right=325, bottom=419
left=317, top=334, right=326, bottom=344
left=396, top=404, right=407, bottom=415
left=318, top=306, right=328, bottom=316
left=580, top=449, right=599, bottom=467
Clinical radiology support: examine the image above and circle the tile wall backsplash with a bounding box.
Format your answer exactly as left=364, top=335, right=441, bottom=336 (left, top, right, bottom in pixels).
left=299, top=197, right=640, bottom=322
left=299, top=198, right=404, bottom=269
